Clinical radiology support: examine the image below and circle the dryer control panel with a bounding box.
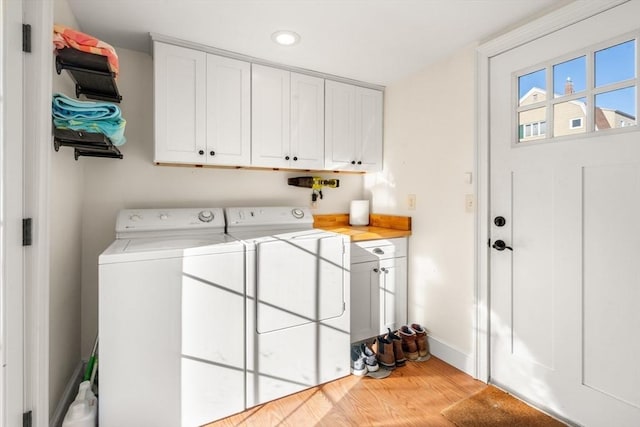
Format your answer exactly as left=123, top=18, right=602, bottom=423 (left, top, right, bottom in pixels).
left=225, top=206, right=313, bottom=232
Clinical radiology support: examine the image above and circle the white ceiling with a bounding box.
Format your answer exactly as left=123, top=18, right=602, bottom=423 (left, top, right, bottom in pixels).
left=66, top=0, right=568, bottom=86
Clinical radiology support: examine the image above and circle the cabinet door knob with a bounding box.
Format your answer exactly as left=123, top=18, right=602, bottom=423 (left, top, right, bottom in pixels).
left=373, top=268, right=379, bottom=273
left=210, top=151, right=215, bottom=156
left=198, top=150, right=204, bottom=155
left=285, top=155, right=290, bottom=160
left=357, top=161, right=362, bottom=165
left=351, top=160, right=356, bottom=165
left=293, top=156, right=298, bottom=161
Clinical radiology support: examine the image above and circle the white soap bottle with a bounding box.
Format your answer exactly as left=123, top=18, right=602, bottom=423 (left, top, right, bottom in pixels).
left=62, top=380, right=97, bottom=427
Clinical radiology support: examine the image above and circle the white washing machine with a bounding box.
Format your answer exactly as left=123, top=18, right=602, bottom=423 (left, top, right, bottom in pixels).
left=98, top=208, right=246, bottom=427
left=225, top=206, right=351, bottom=407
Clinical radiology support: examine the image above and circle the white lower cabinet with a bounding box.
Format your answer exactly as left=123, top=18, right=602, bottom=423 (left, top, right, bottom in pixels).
left=350, top=238, right=407, bottom=342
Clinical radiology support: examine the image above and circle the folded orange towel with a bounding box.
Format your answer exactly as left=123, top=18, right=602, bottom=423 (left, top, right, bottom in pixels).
left=53, top=24, right=119, bottom=77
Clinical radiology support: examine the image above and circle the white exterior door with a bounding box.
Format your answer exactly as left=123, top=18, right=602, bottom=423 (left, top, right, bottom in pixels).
left=489, top=3, right=640, bottom=425
left=1, top=0, right=25, bottom=424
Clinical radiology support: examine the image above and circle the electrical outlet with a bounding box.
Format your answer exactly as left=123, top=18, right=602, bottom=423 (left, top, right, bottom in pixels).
left=407, top=194, right=416, bottom=210
left=465, top=194, right=474, bottom=213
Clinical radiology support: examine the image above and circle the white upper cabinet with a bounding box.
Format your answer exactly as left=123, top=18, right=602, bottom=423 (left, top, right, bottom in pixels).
left=290, top=72, right=325, bottom=170
left=251, top=64, right=291, bottom=168
left=153, top=37, right=382, bottom=172
left=252, top=64, right=324, bottom=169
left=205, top=55, right=251, bottom=166
left=325, top=80, right=383, bottom=172
left=154, top=42, right=207, bottom=164
left=154, top=41, right=250, bottom=166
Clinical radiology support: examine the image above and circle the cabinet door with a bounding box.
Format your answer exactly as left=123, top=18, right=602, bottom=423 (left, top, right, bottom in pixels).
left=290, top=72, right=325, bottom=170
left=379, top=257, right=407, bottom=333
left=325, top=80, right=356, bottom=170
left=350, top=261, right=380, bottom=343
left=154, top=42, right=207, bottom=164
left=355, top=86, right=383, bottom=172
left=206, top=54, right=251, bottom=166
left=251, top=64, right=290, bottom=168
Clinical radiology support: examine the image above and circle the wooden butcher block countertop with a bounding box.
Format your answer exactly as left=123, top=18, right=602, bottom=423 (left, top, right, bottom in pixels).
left=313, top=213, right=411, bottom=242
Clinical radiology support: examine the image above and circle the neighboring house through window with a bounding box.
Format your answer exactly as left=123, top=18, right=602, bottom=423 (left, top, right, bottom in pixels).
left=515, top=36, right=638, bottom=143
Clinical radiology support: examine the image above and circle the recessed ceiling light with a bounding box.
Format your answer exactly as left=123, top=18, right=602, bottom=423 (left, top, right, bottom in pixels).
left=271, top=30, right=301, bottom=46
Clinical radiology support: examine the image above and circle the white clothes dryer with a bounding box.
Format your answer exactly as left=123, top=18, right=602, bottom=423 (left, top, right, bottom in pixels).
left=225, top=207, right=351, bottom=407
left=98, top=208, right=246, bottom=427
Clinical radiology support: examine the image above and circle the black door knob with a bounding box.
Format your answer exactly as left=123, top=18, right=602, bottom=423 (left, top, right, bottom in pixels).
left=210, top=151, right=215, bottom=156
left=293, top=156, right=298, bottom=161
left=357, top=161, right=362, bottom=165
left=492, top=240, right=513, bottom=251
left=351, top=160, right=356, bottom=165
left=198, top=150, right=204, bottom=155
left=494, top=216, right=506, bottom=227
left=285, top=155, right=290, bottom=160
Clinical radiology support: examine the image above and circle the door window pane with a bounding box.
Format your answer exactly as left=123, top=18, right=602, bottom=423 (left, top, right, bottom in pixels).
left=595, top=87, right=637, bottom=131
left=518, top=107, right=546, bottom=142
left=519, top=69, right=546, bottom=106
left=595, top=40, right=636, bottom=87
left=554, top=98, right=587, bottom=137
left=553, top=56, right=586, bottom=97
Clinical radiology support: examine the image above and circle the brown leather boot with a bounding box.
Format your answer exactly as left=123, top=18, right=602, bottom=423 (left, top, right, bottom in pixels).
left=385, top=328, right=406, bottom=367
left=373, top=335, right=396, bottom=370
left=398, top=325, right=419, bottom=360
left=410, top=323, right=431, bottom=359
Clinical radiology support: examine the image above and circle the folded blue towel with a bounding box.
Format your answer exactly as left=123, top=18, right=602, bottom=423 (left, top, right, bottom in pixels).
left=52, top=93, right=127, bottom=146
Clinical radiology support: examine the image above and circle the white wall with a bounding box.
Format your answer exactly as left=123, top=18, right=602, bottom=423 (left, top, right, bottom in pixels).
left=78, top=47, right=365, bottom=355
left=371, top=45, right=476, bottom=372
left=50, top=0, right=84, bottom=416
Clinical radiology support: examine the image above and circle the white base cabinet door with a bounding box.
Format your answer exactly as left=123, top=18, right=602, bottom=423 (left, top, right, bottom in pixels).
left=350, top=261, right=380, bottom=343
left=350, top=238, right=407, bottom=342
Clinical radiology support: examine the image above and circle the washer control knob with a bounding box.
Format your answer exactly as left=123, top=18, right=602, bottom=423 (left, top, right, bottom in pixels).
left=130, top=214, right=142, bottom=222
left=159, top=213, right=168, bottom=220
left=198, top=210, right=214, bottom=222
left=291, top=208, right=304, bottom=219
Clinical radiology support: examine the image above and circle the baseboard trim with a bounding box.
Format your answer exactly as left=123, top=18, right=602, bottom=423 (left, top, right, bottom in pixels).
left=428, top=336, right=474, bottom=376
left=49, top=361, right=84, bottom=427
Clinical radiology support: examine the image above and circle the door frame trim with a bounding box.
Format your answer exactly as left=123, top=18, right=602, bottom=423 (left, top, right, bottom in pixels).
left=474, top=0, right=628, bottom=382
left=23, top=1, right=53, bottom=426
left=2, top=0, right=25, bottom=425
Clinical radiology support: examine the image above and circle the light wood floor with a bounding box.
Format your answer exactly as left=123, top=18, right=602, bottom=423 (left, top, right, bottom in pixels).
left=205, top=356, right=487, bottom=427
